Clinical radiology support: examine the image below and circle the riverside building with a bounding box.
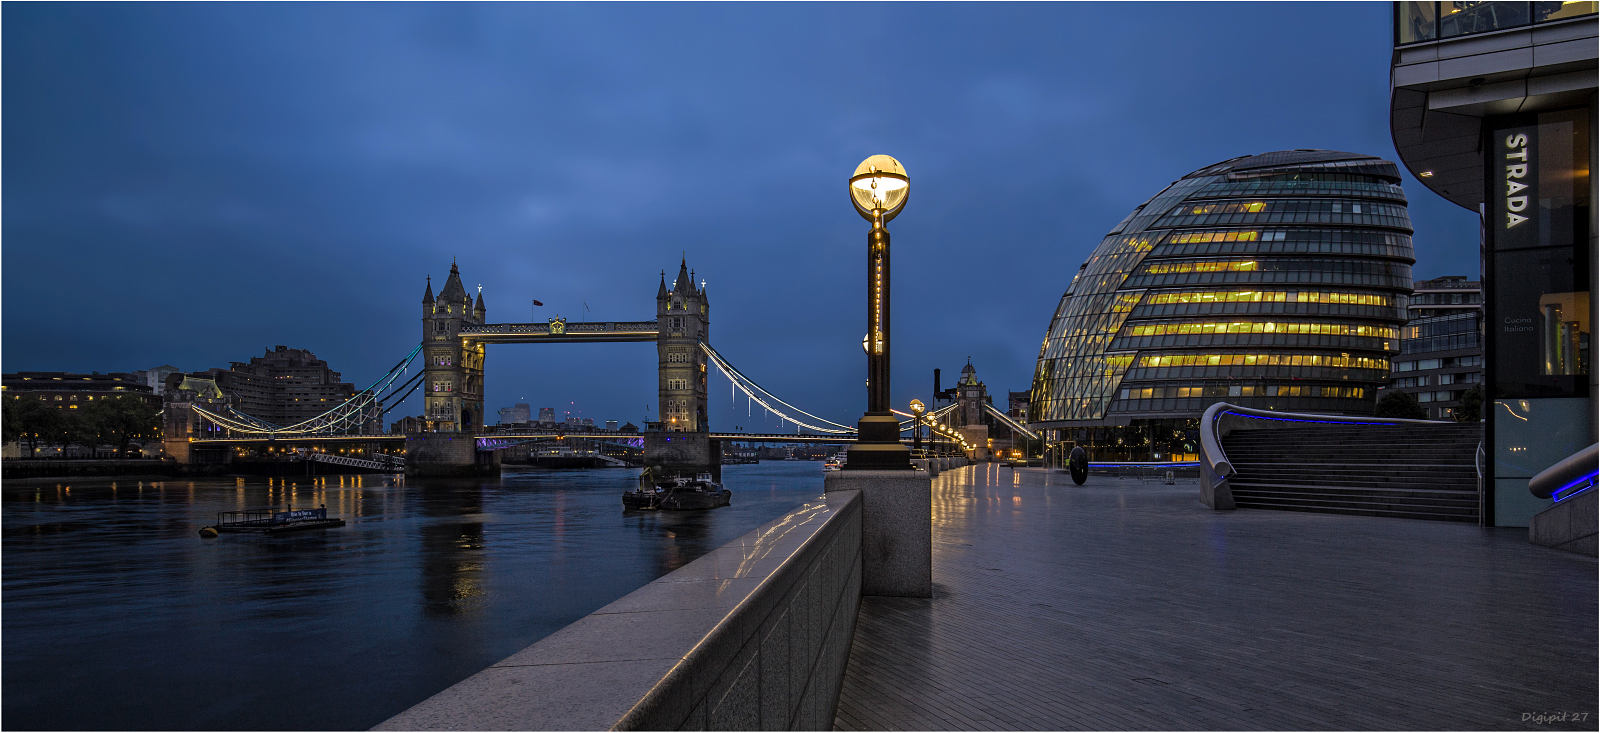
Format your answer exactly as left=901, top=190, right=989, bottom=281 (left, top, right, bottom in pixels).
left=1388, top=275, right=1484, bottom=419
left=1390, top=1, right=1595, bottom=525
left=1028, top=150, right=1415, bottom=463
left=2, top=372, right=159, bottom=410
left=185, top=346, right=359, bottom=426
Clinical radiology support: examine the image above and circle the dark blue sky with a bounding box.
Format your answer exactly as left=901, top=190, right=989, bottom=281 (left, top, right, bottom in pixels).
left=3, top=2, right=1479, bottom=430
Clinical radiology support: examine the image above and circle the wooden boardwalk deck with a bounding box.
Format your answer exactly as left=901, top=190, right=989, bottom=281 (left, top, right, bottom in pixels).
left=833, top=465, right=1597, bottom=731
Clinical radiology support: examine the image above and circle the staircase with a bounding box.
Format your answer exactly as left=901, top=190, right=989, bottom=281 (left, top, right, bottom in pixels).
left=1220, top=423, right=1481, bottom=522
left=307, top=452, right=404, bottom=472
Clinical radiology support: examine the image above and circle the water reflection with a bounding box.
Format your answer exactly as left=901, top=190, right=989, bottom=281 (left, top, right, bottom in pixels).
left=416, top=481, right=488, bottom=617
left=2, top=462, right=824, bottom=731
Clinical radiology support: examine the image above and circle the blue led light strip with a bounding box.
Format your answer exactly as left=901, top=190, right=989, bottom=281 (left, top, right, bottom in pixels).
left=1091, top=462, right=1200, bottom=469
left=1551, top=472, right=1599, bottom=503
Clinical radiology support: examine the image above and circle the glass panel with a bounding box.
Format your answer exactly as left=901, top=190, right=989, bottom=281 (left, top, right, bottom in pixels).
left=1534, top=1, right=1598, bottom=21
left=1398, top=1, right=1439, bottom=42
left=1492, top=248, right=1589, bottom=395
left=1493, top=397, right=1595, bottom=477
left=1438, top=1, right=1531, bottom=37
left=1488, top=109, right=1593, bottom=397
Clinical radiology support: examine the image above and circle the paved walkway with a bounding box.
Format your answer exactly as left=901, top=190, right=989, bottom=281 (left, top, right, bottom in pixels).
left=834, top=465, right=1597, bottom=731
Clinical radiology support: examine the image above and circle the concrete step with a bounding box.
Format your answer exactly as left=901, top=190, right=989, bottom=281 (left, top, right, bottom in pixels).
left=1229, top=481, right=1478, bottom=502
left=1232, top=490, right=1477, bottom=509
left=1225, top=443, right=1479, bottom=450
left=1228, top=471, right=1478, bottom=484
left=1213, top=421, right=1481, bottom=522
left=1225, top=459, right=1477, bottom=470
left=1232, top=496, right=1479, bottom=516
left=1231, top=496, right=1479, bottom=522
left=1231, top=477, right=1477, bottom=492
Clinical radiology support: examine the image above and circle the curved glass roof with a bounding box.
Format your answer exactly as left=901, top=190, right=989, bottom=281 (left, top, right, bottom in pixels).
left=1030, top=150, right=1415, bottom=427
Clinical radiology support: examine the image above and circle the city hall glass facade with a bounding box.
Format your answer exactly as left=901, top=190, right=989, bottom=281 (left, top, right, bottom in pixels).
left=1029, top=150, right=1415, bottom=462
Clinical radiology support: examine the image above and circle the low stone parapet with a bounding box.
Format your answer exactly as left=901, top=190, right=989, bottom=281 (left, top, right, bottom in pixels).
left=1530, top=489, right=1598, bottom=556
left=375, top=490, right=863, bottom=731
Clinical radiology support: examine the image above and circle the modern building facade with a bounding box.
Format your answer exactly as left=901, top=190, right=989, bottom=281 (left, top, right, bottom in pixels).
left=1388, top=275, right=1484, bottom=418
left=133, top=365, right=181, bottom=396
left=1029, top=150, right=1416, bottom=463
left=1390, top=1, right=1596, bottom=526
left=497, top=403, right=532, bottom=426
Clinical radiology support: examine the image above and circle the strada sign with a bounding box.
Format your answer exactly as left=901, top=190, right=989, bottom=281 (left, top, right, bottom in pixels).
left=1503, top=132, right=1532, bottom=228
left=1493, top=125, right=1539, bottom=250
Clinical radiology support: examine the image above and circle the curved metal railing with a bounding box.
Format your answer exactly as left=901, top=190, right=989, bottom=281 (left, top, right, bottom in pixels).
left=1528, top=442, right=1599, bottom=502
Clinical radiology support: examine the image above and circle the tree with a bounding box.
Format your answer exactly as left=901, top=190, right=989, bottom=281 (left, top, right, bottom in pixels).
left=11, top=397, right=63, bottom=458
left=2, top=398, right=19, bottom=446
left=89, top=396, right=161, bottom=455
left=1375, top=390, right=1428, bottom=420
left=60, top=409, right=101, bottom=458
left=1454, top=383, right=1484, bottom=423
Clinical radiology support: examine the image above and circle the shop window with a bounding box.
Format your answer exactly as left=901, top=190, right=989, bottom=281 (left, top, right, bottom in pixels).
left=1535, top=0, right=1599, bottom=20
left=1489, top=108, right=1592, bottom=398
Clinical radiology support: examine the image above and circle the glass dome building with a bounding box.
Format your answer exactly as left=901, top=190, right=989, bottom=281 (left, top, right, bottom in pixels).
left=1028, top=150, right=1415, bottom=462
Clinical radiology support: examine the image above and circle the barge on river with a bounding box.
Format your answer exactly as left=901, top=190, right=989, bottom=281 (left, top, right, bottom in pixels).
left=623, top=472, right=731, bottom=511
left=204, top=506, right=345, bottom=535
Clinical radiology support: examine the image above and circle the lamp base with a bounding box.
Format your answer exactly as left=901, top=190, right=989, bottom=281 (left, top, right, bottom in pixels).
left=846, top=413, right=912, bottom=470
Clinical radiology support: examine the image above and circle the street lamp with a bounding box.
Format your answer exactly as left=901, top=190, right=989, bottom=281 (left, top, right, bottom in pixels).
left=847, top=154, right=912, bottom=470
left=909, top=398, right=925, bottom=456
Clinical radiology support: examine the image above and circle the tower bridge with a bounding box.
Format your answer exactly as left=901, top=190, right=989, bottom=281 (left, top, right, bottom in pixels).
left=166, top=256, right=970, bottom=476
left=415, top=258, right=708, bottom=436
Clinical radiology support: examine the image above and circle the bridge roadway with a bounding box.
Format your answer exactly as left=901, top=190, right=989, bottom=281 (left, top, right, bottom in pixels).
left=192, top=434, right=402, bottom=445
left=461, top=321, right=658, bottom=344
left=193, top=432, right=927, bottom=447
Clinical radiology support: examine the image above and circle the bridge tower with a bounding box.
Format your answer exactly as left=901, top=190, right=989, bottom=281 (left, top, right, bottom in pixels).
left=421, top=261, right=487, bottom=433
left=656, top=257, right=709, bottom=432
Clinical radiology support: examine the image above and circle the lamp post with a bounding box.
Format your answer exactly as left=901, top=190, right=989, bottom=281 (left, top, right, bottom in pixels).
left=910, top=398, right=925, bottom=457
left=847, top=155, right=912, bottom=470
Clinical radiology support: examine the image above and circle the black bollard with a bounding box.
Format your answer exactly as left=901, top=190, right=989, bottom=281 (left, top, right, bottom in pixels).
left=1069, top=446, right=1089, bottom=485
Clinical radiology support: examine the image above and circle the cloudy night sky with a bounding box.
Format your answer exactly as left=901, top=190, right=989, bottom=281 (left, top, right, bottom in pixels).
left=2, top=2, right=1479, bottom=430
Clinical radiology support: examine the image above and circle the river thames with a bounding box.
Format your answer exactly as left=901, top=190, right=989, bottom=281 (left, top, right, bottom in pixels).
left=2, top=461, right=825, bottom=730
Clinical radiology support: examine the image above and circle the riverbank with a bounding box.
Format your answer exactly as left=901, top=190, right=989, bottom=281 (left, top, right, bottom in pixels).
left=1, top=458, right=404, bottom=481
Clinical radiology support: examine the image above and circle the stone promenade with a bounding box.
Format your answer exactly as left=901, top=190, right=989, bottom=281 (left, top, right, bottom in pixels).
left=833, top=465, right=1597, bottom=731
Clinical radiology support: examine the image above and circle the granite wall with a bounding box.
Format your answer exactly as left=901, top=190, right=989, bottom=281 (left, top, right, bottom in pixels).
left=375, top=489, right=864, bottom=731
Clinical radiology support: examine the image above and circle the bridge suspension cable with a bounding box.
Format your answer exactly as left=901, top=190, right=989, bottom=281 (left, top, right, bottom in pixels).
left=700, top=343, right=857, bottom=435
left=982, top=401, right=1039, bottom=440
left=895, top=402, right=959, bottom=430
left=191, top=344, right=424, bottom=436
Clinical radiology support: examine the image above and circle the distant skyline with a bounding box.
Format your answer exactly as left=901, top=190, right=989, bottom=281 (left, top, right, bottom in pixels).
left=2, top=3, right=1478, bottom=429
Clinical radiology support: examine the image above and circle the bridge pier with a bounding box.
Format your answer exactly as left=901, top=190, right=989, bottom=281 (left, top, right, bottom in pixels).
left=642, top=432, right=721, bottom=482
left=405, top=433, right=500, bottom=477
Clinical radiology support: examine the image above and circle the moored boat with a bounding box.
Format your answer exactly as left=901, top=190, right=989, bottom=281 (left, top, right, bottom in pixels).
left=659, top=473, right=731, bottom=510
left=202, top=505, right=344, bottom=535
left=626, top=470, right=730, bottom=511
left=623, top=484, right=663, bottom=510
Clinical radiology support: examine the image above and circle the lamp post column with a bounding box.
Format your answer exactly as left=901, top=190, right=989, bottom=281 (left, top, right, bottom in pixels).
left=851, top=215, right=910, bottom=468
